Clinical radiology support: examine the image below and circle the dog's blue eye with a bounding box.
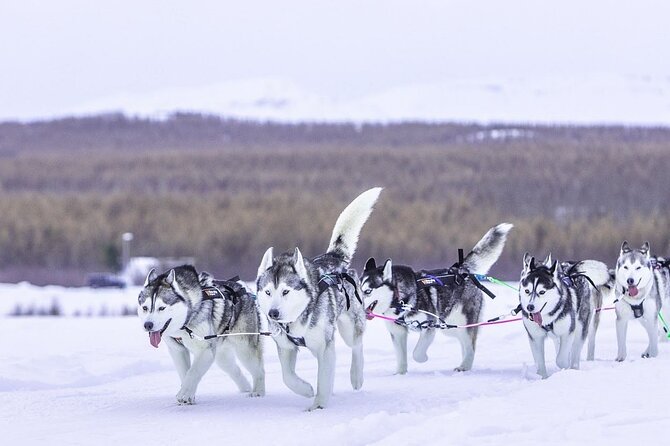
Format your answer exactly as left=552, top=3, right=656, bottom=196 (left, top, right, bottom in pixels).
left=539, top=290, right=545, bottom=295
left=142, top=306, right=148, bottom=312
left=158, top=306, right=165, bottom=311
left=525, top=289, right=530, bottom=294
left=282, top=289, right=290, bottom=296
left=265, top=290, right=271, bottom=296
left=364, top=289, right=372, bottom=295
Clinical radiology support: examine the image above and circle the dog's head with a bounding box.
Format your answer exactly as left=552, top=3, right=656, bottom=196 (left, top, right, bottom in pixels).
left=137, top=267, right=193, bottom=348
left=256, top=247, right=312, bottom=323
left=359, top=257, right=396, bottom=316
left=519, top=253, right=563, bottom=325
left=616, top=241, right=653, bottom=298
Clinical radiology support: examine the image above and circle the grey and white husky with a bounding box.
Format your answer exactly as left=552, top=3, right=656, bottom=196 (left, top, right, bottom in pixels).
left=360, top=223, right=513, bottom=374
left=138, top=266, right=265, bottom=404
left=519, top=254, right=611, bottom=378
left=614, top=241, right=670, bottom=361
left=256, top=187, right=382, bottom=410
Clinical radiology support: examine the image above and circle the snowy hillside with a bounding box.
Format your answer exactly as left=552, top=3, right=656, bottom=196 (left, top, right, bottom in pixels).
left=68, top=75, right=670, bottom=126
left=1, top=282, right=669, bottom=445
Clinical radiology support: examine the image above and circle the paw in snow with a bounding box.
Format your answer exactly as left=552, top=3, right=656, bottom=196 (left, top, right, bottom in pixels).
left=176, top=388, right=196, bottom=405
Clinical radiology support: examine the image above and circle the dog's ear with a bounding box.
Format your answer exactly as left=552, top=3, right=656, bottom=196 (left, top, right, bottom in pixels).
left=364, top=257, right=377, bottom=272
left=198, top=271, right=214, bottom=287
left=144, top=268, right=158, bottom=287
left=293, top=247, right=308, bottom=280
left=621, top=241, right=631, bottom=254
left=641, top=241, right=650, bottom=257
left=522, top=252, right=532, bottom=270
left=257, top=247, right=274, bottom=278
left=382, top=258, right=393, bottom=282
left=549, top=260, right=559, bottom=277
left=543, top=253, right=553, bottom=268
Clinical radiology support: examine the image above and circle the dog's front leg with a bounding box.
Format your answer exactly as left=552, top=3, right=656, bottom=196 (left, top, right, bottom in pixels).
left=413, top=327, right=436, bottom=363
left=387, top=322, right=408, bottom=374
left=528, top=335, right=547, bottom=378
left=176, top=345, right=215, bottom=405
left=165, top=338, right=190, bottom=384
left=308, top=342, right=336, bottom=411
left=641, top=313, right=659, bottom=358
left=555, top=332, right=573, bottom=370
left=615, top=307, right=629, bottom=362
left=277, top=344, right=314, bottom=398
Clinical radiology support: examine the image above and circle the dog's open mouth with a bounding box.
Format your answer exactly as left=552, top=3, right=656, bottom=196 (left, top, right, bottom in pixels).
left=149, top=319, right=172, bottom=348
left=365, top=300, right=378, bottom=320
left=627, top=279, right=641, bottom=298
left=529, top=303, right=547, bottom=326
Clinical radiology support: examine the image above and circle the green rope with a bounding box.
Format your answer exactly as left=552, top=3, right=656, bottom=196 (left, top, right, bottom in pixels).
left=658, top=311, right=670, bottom=339
left=476, top=274, right=518, bottom=291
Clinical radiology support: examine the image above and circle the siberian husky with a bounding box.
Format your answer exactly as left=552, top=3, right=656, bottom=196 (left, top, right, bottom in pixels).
left=138, top=266, right=265, bottom=404
left=256, top=187, right=382, bottom=410
left=360, top=223, right=513, bottom=374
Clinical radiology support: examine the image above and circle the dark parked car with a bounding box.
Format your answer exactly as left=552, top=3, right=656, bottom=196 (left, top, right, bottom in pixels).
left=86, top=273, right=127, bottom=289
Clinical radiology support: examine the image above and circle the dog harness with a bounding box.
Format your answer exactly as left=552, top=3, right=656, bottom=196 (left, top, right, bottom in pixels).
left=614, top=298, right=645, bottom=319
left=415, top=249, right=496, bottom=299
left=317, top=271, right=362, bottom=310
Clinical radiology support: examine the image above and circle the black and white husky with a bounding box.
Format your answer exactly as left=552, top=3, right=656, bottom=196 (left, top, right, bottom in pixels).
left=256, top=187, right=382, bottom=410
left=519, top=254, right=611, bottom=378
left=360, top=223, right=513, bottom=374
left=138, top=266, right=265, bottom=404
left=614, top=241, right=670, bottom=361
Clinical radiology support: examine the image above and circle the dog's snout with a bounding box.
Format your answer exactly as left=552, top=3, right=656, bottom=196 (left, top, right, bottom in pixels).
left=144, top=321, right=154, bottom=331
left=527, top=304, right=535, bottom=312
left=268, top=308, right=280, bottom=320
left=627, top=277, right=635, bottom=285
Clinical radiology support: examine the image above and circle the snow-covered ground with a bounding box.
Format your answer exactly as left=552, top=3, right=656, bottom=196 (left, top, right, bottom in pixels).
left=1, top=282, right=668, bottom=445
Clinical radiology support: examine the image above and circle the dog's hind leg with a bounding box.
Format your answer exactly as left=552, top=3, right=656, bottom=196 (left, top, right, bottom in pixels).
left=277, top=345, right=314, bottom=398
left=215, top=344, right=252, bottom=393
left=309, top=342, right=336, bottom=411
left=234, top=339, right=266, bottom=397
left=587, top=310, right=600, bottom=361
left=454, top=328, right=476, bottom=372
left=387, top=322, right=408, bottom=374
left=413, top=328, right=436, bottom=363
left=337, top=314, right=364, bottom=390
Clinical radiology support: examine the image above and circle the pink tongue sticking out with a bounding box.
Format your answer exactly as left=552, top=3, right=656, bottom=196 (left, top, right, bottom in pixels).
left=628, top=286, right=639, bottom=297
left=531, top=312, right=543, bottom=325
left=149, top=331, right=162, bottom=348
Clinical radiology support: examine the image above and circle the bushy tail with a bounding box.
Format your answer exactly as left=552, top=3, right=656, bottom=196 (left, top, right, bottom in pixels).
left=327, top=187, right=383, bottom=263
left=462, top=223, right=514, bottom=274
left=571, top=260, right=612, bottom=288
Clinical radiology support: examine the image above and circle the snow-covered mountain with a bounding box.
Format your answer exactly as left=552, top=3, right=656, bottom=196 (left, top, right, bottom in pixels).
left=65, top=74, right=670, bottom=125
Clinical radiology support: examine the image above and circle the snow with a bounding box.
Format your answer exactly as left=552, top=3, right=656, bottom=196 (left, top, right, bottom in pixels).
left=66, top=74, right=670, bottom=126
left=1, top=282, right=669, bottom=445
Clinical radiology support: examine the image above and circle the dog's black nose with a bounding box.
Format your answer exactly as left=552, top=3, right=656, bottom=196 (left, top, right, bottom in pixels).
left=627, top=277, right=635, bottom=285
left=268, top=308, right=280, bottom=320
left=527, top=304, right=535, bottom=312
left=144, top=321, right=154, bottom=331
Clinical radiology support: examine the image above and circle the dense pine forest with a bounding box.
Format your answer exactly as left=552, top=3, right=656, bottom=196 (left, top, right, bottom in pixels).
left=0, top=114, right=668, bottom=285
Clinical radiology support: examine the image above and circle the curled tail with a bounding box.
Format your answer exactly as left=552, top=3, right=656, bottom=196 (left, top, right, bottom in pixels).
left=462, top=223, right=514, bottom=274
left=327, top=187, right=383, bottom=263
left=571, top=260, right=612, bottom=288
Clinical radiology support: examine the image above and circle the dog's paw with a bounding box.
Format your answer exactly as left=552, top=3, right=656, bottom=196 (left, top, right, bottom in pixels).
left=453, top=366, right=470, bottom=372
left=413, top=352, right=428, bottom=363
left=306, top=403, right=325, bottom=412
left=615, top=356, right=625, bottom=362
left=176, top=388, right=196, bottom=405
left=247, top=390, right=265, bottom=398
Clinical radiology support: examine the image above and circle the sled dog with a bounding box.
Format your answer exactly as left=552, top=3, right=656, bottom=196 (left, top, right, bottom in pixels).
left=256, top=187, right=382, bottom=410
left=614, top=241, right=670, bottom=361
left=138, top=266, right=265, bottom=404
left=360, top=223, right=513, bottom=374
left=519, top=254, right=610, bottom=378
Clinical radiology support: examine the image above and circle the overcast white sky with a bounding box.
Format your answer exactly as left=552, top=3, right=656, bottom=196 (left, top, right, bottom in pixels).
left=1, top=0, right=669, bottom=121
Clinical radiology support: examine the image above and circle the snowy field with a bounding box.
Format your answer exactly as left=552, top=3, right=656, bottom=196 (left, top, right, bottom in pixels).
left=1, top=282, right=669, bottom=445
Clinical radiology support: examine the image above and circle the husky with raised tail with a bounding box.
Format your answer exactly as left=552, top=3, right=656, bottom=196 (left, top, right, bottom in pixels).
left=256, top=187, right=382, bottom=410
left=138, top=266, right=265, bottom=404
left=519, top=254, right=611, bottom=378
left=614, top=241, right=670, bottom=361
left=360, top=223, right=513, bottom=374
